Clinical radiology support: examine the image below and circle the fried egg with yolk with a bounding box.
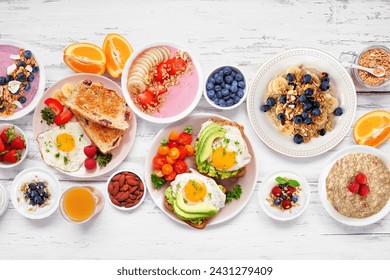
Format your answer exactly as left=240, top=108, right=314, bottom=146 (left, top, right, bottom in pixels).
left=200, top=120, right=252, bottom=172
left=171, top=169, right=226, bottom=210
left=37, top=122, right=91, bottom=172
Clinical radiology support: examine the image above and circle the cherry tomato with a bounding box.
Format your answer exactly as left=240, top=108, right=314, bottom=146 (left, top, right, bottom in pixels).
left=169, top=130, right=179, bottom=141
left=146, top=84, right=168, bottom=96
left=166, top=155, right=176, bottom=165
left=137, top=91, right=159, bottom=109
left=177, top=145, right=188, bottom=160
left=154, top=62, right=169, bottom=82
left=178, top=132, right=192, bottom=145
left=161, top=164, right=173, bottom=175
left=185, top=144, right=194, bottom=156
left=168, top=147, right=180, bottom=160
left=167, top=140, right=179, bottom=149
left=152, top=155, right=167, bottom=169
left=166, top=58, right=187, bottom=75
left=158, top=145, right=169, bottom=156
left=44, top=98, right=63, bottom=115
left=53, top=107, right=73, bottom=126
left=164, top=170, right=177, bottom=181
left=173, top=160, right=188, bottom=174
left=154, top=169, right=164, bottom=178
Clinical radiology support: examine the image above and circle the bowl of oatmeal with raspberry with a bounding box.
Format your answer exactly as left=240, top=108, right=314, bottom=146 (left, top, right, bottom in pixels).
left=0, top=39, right=45, bottom=120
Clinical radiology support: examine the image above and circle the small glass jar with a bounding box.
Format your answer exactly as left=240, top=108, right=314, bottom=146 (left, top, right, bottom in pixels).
left=339, top=45, right=390, bottom=89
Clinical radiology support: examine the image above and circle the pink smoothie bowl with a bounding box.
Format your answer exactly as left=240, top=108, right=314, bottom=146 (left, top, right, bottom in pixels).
left=121, top=41, right=203, bottom=124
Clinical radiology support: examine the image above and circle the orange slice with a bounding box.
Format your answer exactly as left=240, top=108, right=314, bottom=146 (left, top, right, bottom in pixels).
left=353, top=110, right=390, bottom=147
left=102, top=33, right=133, bottom=78
left=63, top=42, right=106, bottom=75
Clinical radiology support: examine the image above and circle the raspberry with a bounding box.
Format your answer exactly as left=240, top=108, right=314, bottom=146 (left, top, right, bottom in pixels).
left=355, top=173, right=367, bottom=185
left=271, top=186, right=282, bottom=197
left=84, top=158, right=97, bottom=170
left=359, top=184, right=370, bottom=197
left=282, top=199, right=291, bottom=209
left=84, top=145, right=97, bottom=158
left=347, top=182, right=360, bottom=194
left=286, top=186, right=296, bottom=196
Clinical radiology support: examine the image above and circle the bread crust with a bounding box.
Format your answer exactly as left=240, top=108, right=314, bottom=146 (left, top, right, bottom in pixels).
left=195, top=118, right=249, bottom=178
left=65, top=81, right=130, bottom=131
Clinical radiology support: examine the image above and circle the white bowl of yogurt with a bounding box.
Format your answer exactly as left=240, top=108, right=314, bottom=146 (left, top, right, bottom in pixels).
left=121, top=41, right=203, bottom=124
left=0, top=39, right=45, bottom=120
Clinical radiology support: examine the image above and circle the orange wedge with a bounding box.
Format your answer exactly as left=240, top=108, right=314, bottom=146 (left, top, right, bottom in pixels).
left=63, top=42, right=106, bottom=75
left=353, top=110, right=390, bottom=147
left=102, top=33, right=133, bottom=78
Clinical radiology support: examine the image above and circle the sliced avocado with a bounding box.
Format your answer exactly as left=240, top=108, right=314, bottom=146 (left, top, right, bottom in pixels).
left=175, top=191, right=218, bottom=216
left=196, top=124, right=226, bottom=164
left=172, top=201, right=211, bottom=221
left=195, top=123, right=220, bottom=155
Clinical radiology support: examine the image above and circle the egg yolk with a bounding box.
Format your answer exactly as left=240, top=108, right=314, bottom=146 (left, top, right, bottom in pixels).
left=211, top=146, right=236, bottom=171
left=184, top=180, right=207, bottom=203
left=56, top=133, right=75, bottom=152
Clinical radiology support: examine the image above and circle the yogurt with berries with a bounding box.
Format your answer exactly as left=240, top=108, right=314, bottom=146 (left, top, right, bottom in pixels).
left=0, top=43, right=41, bottom=117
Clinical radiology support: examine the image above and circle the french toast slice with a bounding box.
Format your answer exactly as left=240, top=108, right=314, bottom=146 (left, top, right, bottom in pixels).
left=65, top=80, right=130, bottom=131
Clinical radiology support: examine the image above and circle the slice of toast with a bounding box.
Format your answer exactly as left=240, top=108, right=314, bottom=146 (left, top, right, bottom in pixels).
left=195, top=118, right=249, bottom=178
left=164, top=185, right=226, bottom=230
left=76, top=115, right=125, bottom=154
left=65, top=80, right=130, bottom=131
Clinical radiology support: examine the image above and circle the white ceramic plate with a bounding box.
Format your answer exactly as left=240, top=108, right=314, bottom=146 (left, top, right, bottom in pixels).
left=318, top=145, right=390, bottom=226
left=121, top=41, right=203, bottom=124
left=0, top=39, right=45, bottom=120
left=32, top=73, right=137, bottom=178
left=247, top=48, right=356, bottom=157
left=11, top=167, right=61, bottom=219
left=259, top=171, right=310, bottom=221
left=144, top=113, right=258, bottom=228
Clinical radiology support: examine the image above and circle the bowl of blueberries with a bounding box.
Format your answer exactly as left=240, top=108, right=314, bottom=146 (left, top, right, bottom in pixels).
left=204, top=66, right=247, bottom=110
left=11, top=167, right=61, bottom=219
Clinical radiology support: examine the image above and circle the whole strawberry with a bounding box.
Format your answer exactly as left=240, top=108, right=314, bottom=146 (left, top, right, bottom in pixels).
left=1, top=126, right=16, bottom=143
left=11, top=135, right=26, bottom=150
left=4, top=150, right=21, bottom=163
left=0, top=139, right=5, bottom=153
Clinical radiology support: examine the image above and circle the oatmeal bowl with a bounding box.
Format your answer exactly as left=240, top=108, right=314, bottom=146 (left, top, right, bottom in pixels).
left=318, top=145, right=390, bottom=226
left=247, top=48, right=356, bottom=157
left=121, top=41, right=203, bottom=124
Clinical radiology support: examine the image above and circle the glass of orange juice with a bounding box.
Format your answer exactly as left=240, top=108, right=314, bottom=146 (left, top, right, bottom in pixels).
left=59, top=186, right=104, bottom=223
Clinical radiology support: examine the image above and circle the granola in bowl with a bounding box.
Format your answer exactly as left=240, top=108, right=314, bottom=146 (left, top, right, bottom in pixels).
left=260, top=65, right=343, bottom=144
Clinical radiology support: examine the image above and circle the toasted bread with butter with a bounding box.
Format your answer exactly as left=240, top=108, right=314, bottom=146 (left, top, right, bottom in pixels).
left=76, top=115, right=125, bottom=154
left=65, top=80, right=130, bottom=131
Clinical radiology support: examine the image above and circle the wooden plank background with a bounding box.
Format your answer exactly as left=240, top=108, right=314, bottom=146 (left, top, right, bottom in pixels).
left=0, top=0, right=389, bottom=259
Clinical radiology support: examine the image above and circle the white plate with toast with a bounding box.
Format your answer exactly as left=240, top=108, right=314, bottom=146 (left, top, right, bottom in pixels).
left=33, top=73, right=137, bottom=178
left=247, top=48, right=356, bottom=157
left=144, top=113, right=258, bottom=228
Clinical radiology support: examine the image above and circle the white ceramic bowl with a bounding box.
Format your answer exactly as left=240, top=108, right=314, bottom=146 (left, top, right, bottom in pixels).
left=0, top=39, right=46, bottom=121
left=121, top=41, right=203, bottom=124
left=11, top=167, right=61, bottom=219
left=106, top=169, right=146, bottom=211
left=318, top=145, right=390, bottom=226
left=0, top=123, right=28, bottom=168
left=247, top=48, right=356, bottom=157
left=0, top=183, right=9, bottom=217
left=259, top=170, right=310, bottom=221
left=204, top=66, right=247, bottom=110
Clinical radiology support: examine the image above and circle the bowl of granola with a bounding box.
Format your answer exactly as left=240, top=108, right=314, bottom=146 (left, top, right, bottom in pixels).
left=0, top=39, right=45, bottom=120
left=247, top=48, right=356, bottom=157
left=121, top=41, right=203, bottom=124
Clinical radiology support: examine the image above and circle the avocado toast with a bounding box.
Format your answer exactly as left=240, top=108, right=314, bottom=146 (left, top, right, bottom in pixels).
left=194, top=119, right=252, bottom=179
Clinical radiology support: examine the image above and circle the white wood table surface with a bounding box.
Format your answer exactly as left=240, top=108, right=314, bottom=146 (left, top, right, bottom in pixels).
left=0, top=0, right=389, bottom=260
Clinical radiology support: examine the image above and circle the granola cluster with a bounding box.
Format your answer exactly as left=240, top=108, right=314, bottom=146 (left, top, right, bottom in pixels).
left=357, top=47, right=390, bottom=87
left=0, top=48, right=40, bottom=117
left=261, top=65, right=342, bottom=144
